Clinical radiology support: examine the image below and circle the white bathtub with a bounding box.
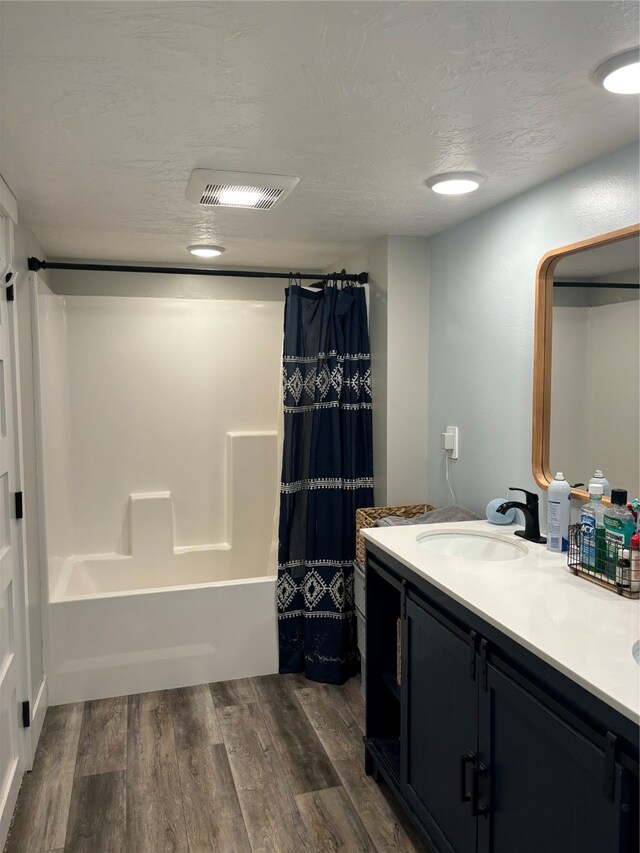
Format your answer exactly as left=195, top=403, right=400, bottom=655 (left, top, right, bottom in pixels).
left=47, top=552, right=278, bottom=704
left=44, top=435, right=280, bottom=705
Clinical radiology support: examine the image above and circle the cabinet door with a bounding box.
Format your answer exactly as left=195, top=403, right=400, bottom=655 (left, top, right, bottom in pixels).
left=402, top=596, right=478, bottom=853
left=478, top=662, right=628, bottom=853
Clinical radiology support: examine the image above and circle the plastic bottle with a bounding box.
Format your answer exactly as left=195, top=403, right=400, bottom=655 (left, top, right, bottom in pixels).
left=616, top=549, right=631, bottom=589
left=547, top=473, right=571, bottom=553
left=630, top=533, right=640, bottom=594
left=589, top=470, right=611, bottom=498
left=603, top=489, right=636, bottom=579
left=580, top=484, right=605, bottom=571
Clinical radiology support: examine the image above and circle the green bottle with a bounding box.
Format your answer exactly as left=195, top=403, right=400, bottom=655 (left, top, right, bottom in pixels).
left=603, top=489, right=635, bottom=582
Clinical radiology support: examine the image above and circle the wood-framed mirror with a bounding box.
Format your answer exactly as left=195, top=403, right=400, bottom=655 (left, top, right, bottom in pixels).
left=533, top=223, right=640, bottom=504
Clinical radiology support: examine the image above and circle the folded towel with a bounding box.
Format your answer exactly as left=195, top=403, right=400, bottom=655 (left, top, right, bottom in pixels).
left=374, top=505, right=480, bottom=528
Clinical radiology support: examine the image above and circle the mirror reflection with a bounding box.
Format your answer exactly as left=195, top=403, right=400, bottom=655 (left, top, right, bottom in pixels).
left=550, top=236, right=639, bottom=500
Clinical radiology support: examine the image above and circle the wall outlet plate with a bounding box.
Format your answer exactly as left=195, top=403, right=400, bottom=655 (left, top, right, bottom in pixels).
left=444, top=425, right=459, bottom=459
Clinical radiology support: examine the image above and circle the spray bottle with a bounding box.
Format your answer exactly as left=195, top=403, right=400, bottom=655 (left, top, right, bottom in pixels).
left=547, top=473, right=571, bottom=553
left=588, top=470, right=611, bottom=498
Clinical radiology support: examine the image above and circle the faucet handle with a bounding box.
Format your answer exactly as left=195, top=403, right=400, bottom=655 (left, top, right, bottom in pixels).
left=508, top=487, right=539, bottom=509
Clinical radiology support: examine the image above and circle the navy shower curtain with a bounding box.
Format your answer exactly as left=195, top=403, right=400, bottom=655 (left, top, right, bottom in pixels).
left=277, top=279, right=373, bottom=684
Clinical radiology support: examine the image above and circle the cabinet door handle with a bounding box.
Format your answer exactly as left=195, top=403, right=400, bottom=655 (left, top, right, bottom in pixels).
left=479, top=638, right=488, bottom=691
left=459, top=750, right=475, bottom=802
left=469, top=630, right=477, bottom=680
left=471, top=762, right=489, bottom=816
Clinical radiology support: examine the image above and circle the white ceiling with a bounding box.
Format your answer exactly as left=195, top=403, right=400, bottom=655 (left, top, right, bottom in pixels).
left=1, top=1, right=638, bottom=270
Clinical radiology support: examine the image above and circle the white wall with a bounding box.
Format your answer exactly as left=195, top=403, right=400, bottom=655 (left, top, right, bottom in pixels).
left=49, top=268, right=286, bottom=302
left=426, top=143, right=639, bottom=516
left=36, top=289, right=284, bottom=563
left=385, top=237, right=430, bottom=504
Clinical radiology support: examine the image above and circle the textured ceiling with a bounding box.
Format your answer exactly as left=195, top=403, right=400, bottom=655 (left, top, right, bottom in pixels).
left=1, top=1, right=638, bottom=269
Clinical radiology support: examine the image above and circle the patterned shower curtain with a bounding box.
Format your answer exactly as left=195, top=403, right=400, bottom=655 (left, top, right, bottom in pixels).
left=277, top=277, right=373, bottom=684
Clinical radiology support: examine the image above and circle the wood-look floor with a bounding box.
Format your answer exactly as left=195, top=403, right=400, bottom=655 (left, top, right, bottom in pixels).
left=4, top=674, right=428, bottom=853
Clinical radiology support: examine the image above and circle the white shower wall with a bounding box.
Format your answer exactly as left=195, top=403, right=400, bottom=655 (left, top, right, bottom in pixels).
left=40, top=286, right=283, bottom=562
left=35, top=283, right=74, bottom=587
left=68, top=295, right=282, bottom=555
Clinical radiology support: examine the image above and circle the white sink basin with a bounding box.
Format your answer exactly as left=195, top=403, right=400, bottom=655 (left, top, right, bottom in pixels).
left=416, top=529, right=528, bottom=562
left=633, top=641, right=640, bottom=666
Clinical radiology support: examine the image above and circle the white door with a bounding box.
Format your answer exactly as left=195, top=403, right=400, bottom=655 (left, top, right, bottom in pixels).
left=0, top=212, right=27, bottom=847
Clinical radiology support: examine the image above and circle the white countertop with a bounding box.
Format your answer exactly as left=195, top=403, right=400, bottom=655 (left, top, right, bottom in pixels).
left=362, top=519, right=640, bottom=725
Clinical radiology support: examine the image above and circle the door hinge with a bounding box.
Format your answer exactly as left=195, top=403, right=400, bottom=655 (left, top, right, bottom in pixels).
left=22, top=700, right=30, bottom=728
left=401, top=579, right=407, bottom=618
left=604, top=731, right=617, bottom=801
left=479, top=638, right=488, bottom=691
left=469, top=630, right=477, bottom=680
left=15, top=491, right=23, bottom=520
left=5, top=271, right=15, bottom=302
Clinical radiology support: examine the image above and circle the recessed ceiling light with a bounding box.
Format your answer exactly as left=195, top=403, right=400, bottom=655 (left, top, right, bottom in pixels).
left=187, top=245, right=225, bottom=258
left=426, top=172, right=484, bottom=195
left=594, top=48, right=640, bottom=94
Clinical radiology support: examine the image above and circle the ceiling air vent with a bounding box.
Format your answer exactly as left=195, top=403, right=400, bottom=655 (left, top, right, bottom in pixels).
left=186, top=170, right=299, bottom=210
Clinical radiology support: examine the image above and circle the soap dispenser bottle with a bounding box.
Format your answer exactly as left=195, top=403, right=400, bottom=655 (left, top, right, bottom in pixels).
left=547, top=473, right=571, bottom=552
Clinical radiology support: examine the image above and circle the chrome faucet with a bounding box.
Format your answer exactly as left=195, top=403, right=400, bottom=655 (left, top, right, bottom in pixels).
left=497, top=488, right=547, bottom=544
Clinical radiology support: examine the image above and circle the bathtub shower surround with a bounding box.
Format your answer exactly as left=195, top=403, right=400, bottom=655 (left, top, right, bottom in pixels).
left=32, top=277, right=283, bottom=703
left=52, top=434, right=276, bottom=597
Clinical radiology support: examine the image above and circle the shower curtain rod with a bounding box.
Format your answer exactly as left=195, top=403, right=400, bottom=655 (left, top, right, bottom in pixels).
left=553, top=280, right=639, bottom=289
left=27, top=257, right=368, bottom=285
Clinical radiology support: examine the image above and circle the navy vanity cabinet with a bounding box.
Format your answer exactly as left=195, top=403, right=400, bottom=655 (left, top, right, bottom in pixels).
left=477, top=661, right=628, bottom=853
left=363, top=545, right=635, bottom=853
left=401, top=595, right=478, bottom=853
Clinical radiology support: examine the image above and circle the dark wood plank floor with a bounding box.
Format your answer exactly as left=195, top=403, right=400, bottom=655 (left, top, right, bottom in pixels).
left=4, top=674, right=428, bottom=853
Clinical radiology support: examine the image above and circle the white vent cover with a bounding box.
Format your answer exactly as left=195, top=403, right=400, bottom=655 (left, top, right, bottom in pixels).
left=186, top=170, right=299, bottom=210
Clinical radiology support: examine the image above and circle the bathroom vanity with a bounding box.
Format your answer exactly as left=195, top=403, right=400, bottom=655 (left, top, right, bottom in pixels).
left=361, top=520, right=639, bottom=853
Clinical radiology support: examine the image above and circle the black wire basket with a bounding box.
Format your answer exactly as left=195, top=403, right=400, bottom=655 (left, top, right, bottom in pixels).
left=567, top=523, right=639, bottom=599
